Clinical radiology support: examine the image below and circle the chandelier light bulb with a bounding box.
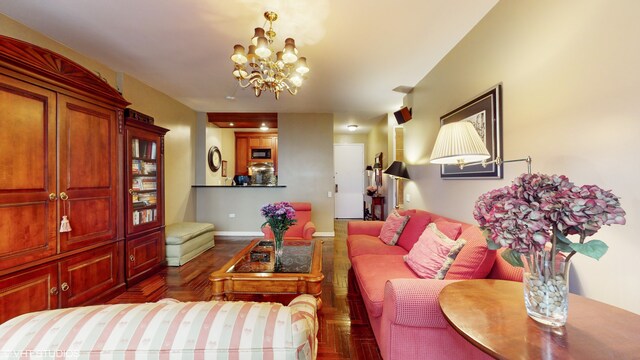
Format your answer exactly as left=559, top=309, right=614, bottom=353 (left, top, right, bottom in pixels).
left=276, top=51, right=285, bottom=68
left=251, top=27, right=265, bottom=46
left=246, top=45, right=257, bottom=66
left=282, top=39, right=298, bottom=64
left=232, top=68, right=248, bottom=79
left=231, top=45, right=247, bottom=64
left=255, top=37, right=271, bottom=58
left=295, top=57, right=309, bottom=74
left=290, top=74, right=303, bottom=87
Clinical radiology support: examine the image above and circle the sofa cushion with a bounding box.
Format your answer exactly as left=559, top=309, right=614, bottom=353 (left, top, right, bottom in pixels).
left=445, top=225, right=497, bottom=280
left=351, top=254, right=419, bottom=318
left=488, top=248, right=524, bottom=281
left=165, top=222, right=215, bottom=245
left=432, top=219, right=463, bottom=240
left=404, top=224, right=467, bottom=279
left=378, top=211, right=410, bottom=245
left=396, top=209, right=432, bottom=252
left=347, top=234, right=409, bottom=259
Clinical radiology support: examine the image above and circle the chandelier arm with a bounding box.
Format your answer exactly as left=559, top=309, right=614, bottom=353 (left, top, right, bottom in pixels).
left=237, top=79, right=253, bottom=88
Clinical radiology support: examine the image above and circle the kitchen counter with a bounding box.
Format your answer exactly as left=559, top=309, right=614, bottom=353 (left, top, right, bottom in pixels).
left=191, top=185, right=286, bottom=188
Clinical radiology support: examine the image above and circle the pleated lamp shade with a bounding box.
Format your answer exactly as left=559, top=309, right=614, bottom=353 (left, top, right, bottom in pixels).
left=430, top=121, right=490, bottom=165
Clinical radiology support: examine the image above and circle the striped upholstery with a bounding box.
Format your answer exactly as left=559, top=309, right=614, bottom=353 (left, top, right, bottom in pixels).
left=0, top=295, right=318, bottom=360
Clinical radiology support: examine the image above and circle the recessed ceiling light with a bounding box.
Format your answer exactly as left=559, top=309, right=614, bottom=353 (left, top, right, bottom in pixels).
left=347, top=124, right=358, bottom=131
left=225, top=95, right=236, bottom=100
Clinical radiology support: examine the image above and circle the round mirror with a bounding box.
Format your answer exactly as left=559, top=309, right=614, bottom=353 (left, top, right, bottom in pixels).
left=208, top=146, right=222, bottom=172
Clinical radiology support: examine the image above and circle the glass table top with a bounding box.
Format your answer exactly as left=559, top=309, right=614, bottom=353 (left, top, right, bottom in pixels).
left=229, top=239, right=315, bottom=274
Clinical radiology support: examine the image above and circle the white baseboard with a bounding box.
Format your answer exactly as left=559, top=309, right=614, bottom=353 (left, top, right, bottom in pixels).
left=213, top=231, right=335, bottom=237
left=313, top=232, right=335, bottom=237
left=213, top=231, right=263, bottom=237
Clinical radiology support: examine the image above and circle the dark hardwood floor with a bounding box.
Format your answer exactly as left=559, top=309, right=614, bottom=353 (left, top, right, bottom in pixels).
left=107, top=220, right=382, bottom=360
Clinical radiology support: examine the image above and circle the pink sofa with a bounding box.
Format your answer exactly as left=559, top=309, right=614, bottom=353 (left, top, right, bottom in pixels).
left=347, top=209, right=522, bottom=360
left=262, top=202, right=316, bottom=240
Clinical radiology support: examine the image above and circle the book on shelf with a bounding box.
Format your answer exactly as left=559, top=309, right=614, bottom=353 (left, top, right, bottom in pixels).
left=132, top=159, right=142, bottom=174
left=133, top=208, right=157, bottom=225
left=141, top=178, right=156, bottom=190
left=138, top=192, right=157, bottom=205
left=133, top=201, right=146, bottom=209
left=142, top=161, right=156, bottom=175
left=132, top=139, right=140, bottom=158
left=132, top=178, right=143, bottom=191
left=151, top=142, right=157, bottom=160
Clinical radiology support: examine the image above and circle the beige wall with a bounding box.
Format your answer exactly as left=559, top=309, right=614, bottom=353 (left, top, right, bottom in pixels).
left=1, top=14, right=198, bottom=225
left=196, top=113, right=335, bottom=234
left=404, top=0, right=640, bottom=313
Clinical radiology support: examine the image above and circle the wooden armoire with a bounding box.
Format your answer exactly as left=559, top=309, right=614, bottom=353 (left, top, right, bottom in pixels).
left=0, top=35, right=129, bottom=323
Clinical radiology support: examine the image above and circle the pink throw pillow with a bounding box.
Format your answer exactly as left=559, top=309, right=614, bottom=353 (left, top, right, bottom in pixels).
left=378, top=211, right=410, bottom=245
left=433, top=219, right=463, bottom=239
left=396, top=210, right=432, bottom=252
left=404, top=224, right=466, bottom=279
left=445, top=226, right=497, bottom=280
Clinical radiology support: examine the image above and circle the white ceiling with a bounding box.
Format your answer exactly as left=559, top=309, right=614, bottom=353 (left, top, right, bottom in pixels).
left=0, top=0, right=498, bottom=134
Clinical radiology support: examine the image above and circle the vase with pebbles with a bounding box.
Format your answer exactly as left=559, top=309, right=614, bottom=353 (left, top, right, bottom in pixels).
left=522, top=250, right=570, bottom=327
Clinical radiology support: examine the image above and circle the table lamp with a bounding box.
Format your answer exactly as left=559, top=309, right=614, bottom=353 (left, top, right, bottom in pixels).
left=383, top=161, right=410, bottom=209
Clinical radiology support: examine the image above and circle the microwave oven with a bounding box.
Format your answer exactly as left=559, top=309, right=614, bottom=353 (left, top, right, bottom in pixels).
left=251, top=148, right=272, bottom=159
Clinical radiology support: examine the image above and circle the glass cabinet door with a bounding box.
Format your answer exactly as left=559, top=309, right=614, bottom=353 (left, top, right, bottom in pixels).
left=127, top=131, right=161, bottom=233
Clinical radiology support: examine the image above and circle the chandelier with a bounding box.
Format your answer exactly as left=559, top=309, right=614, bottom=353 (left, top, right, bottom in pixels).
left=230, top=11, right=309, bottom=99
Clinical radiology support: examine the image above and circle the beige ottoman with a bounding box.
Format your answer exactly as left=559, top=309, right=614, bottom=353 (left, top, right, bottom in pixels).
left=165, top=222, right=215, bottom=266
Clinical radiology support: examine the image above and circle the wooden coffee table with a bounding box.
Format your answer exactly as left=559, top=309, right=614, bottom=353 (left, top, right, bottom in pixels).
left=209, top=239, right=324, bottom=308
left=439, top=279, right=640, bottom=359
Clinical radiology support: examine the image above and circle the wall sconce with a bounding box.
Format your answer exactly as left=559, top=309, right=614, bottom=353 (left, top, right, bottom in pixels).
left=383, top=161, right=410, bottom=209
left=430, top=121, right=532, bottom=174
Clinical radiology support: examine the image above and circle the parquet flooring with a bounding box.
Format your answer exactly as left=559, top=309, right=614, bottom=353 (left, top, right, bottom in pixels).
left=107, top=220, right=382, bottom=360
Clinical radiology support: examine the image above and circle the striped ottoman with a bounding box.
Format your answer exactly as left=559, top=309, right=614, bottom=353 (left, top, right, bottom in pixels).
left=0, top=295, right=318, bottom=359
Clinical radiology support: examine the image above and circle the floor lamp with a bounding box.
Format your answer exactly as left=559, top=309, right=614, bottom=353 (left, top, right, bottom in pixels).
left=383, top=161, right=410, bottom=209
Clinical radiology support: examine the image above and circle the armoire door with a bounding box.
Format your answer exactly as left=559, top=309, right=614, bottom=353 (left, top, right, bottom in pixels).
left=0, top=73, right=57, bottom=271
left=57, top=94, right=119, bottom=251
left=59, top=242, right=121, bottom=308
left=0, top=263, right=59, bottom=323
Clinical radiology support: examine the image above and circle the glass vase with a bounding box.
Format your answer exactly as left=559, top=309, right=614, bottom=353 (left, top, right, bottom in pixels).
left=273, top=230, right=284, bottom=271
left=522, top=251, right=571, bottom=327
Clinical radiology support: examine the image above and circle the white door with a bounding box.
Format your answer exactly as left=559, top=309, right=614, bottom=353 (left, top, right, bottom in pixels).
left=334, top=144, right=364, bottom=218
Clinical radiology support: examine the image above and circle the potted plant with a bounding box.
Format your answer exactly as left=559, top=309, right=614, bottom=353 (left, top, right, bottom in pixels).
left=473, top=173, right=626, bottom=326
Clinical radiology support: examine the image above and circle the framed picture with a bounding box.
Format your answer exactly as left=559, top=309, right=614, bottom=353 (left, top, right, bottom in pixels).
left=439, top=85, right=503, bottom=179
left=373, top=152, right=383, bottom=187
left=221, top=160, right=228, bottom=177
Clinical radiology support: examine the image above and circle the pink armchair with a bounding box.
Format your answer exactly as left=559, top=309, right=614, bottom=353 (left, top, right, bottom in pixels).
left=262, top=202, right=316, bottom=240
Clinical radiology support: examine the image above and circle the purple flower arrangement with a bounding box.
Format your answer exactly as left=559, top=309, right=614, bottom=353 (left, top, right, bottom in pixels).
left=473, top=173, right=626, bottom=266
left=260, top=202, right=297, bottom=234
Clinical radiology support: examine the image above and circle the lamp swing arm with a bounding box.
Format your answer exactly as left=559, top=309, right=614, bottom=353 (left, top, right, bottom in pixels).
left=460, top=156, right=533, bottom=174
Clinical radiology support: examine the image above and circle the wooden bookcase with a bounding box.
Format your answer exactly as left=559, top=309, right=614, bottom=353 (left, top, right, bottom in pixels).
left=124, top=114, right=169, bottom=285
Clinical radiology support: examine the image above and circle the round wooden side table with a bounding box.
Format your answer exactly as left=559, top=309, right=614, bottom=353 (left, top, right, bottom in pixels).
left=439, top=279, right=640, bottom=359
